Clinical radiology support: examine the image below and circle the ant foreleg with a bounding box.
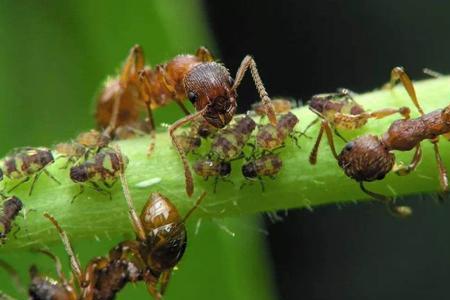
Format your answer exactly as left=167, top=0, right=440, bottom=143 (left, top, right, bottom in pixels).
left=169, top=110, right=206, bottom=197
left=233, top=55, right=277, bottom=125
left=393, top=145, right=422, bottom=176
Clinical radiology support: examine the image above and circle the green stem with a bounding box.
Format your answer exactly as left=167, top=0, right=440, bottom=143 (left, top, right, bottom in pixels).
left=1, top=76, right=449, bottom=250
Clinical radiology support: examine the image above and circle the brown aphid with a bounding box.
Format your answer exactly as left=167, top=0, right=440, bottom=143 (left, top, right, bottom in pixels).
left=38, top=214, right=144, bottom=300
left=76, top=129, right=110, bottom=150
left=194, top=117, right=218, bottom=139
left=210, top=115, right=256, bottom=161
left=306, top=89, right=410, bottom=165
left=320, top=67, right=450, bottom=215
left=0, top=196, right=23, bottom=244
left=193, top=158, right=232, bottom=192
left=165, top=52, right=278, bottom=197
left=116, top=147, right=206, bottom=299
left=241, top=154, right=283, bottom=191
left=256, top=112, right=299, bottom=152
left=252, top=97, right=293, bottom=116
left=0, top=147, right=60, bottom=195
left=69, top=148, right=128, bottom=202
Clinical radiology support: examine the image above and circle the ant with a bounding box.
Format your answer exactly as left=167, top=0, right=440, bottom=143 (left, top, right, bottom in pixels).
left=0, top=196, right=23, bottom=244
left=1, top=147, right=60, bottom=195
left=115, top=145, right=207, bottom=299
left=305, top=89, right=411, bottom=164
left=69, top=147, right=128, bottom=202
left=193, top=158, right=232, bottom=192
left=241, top=153, right=283, bottom=191
left=318, top=67, right=449, bottom=216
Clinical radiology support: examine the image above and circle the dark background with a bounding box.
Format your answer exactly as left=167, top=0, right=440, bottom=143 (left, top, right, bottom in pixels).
left=205, top=1, right=450, bottom=299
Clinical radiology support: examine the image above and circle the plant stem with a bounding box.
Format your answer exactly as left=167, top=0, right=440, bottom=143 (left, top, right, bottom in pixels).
left=1, top=76, right=449, bottom=250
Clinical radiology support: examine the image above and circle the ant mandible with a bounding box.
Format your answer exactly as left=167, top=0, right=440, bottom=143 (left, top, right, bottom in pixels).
left=318, top=67, right=449, bottom=215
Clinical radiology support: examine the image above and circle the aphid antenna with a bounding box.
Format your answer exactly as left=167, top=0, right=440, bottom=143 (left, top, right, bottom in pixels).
left=0, top=258, right=26, bottom=295
left=43, top=213, right=83, bottom=286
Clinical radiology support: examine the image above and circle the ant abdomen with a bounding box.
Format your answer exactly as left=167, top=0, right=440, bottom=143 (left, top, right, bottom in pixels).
left=338, top=135, right=395, bottom=182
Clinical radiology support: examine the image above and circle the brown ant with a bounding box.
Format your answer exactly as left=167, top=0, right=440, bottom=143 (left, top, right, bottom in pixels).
left=115, top=145, right=206, bottom=299
left=1, top=147, right=60, bottom=195
left=0, top=196, right=23, bottom=244
left=318, top=67, right=449, bottom=216
left=241, top=153, right=283, bottom=191
left=305, top=89, right=411, bottom=164
left=69, top=147, right=128, bottom=202
left=193, top=158, right=232, bottom=192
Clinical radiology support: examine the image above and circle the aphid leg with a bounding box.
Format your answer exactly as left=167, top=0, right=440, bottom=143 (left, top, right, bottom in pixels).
left=91, top=182, right=112, bottom=200
left=42, top=169, right=61, bottom=185
left=195, top=46, right=214, bottom=62
left=114, top=145, right=146, bottom=241
left=11, top=224, right=21, bottom=239
left=213, top=176, right=219, bottom=193
left=7, top=177, right=30, bottom=193
left=390, top=67, right=425, bottom=116
left=369, top=106, right=411, bottom=120
left=359, top=182, right=412, bottom=218
left=333, top=128, right=347, bottom=143
left=28, top=172, right=42, bottom=196
left=431, top=139, right=449, bottom=193
left=258, top=177, right=266, bottom=192
left=233, top=55, right=277, bottom=125
left=301, top=117, right=320, bottom=137
left=309, top=123, right=324, bottom=165
left=159, top=270, right=173, bottom=296
left=71, top=185, right=85, bottom=203
left=43, top=213, right=84, bottom=286
left=393, top=145, right=422, bottom=176
left=182, top=191, right=207, bottom=223
left=322, top=120, right=339, bottom=161
left=169, top=110, right=206, bottom=197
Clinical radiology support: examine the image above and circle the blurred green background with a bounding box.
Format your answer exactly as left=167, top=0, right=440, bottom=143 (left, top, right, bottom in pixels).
left=0, top=1, right=276, bottom=299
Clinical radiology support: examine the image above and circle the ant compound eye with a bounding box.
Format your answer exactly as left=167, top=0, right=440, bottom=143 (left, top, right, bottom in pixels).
left=228, top=76, right=234, bottom=86
left=187, top=91, right=198, bottom=104
left=344, top=141, right=354, bottom=151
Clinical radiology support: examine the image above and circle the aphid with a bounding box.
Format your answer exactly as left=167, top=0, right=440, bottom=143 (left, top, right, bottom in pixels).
left=256, top=112, right=299, bottom=152
left=194, top=117, right=218, bottom=139
left=116, top=148, right=206, bottom=299
left=75, top=129, right=110, bottom=151
left=241, top=154, right=283, bottom=191
left=210, top=115, right=257, bottom=161
left=193, top=158, right=232, bottom=192
left=252, top=97, right=293, bottom=116
left=305, top=89, right=411, bottom=164
left=165, top=51, right=277, bottom=196
left=319, top=67, right=449, bottom=215
left=69, top=148, right=128, bottom=202
left=32, top=215, right=143, bottom=300
left=1, top=147, right=60, bottom=195
left=0, top=196, right=23, bottom=244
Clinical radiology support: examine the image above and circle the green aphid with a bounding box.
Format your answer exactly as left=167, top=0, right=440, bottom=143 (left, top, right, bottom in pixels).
left=70, top=147, right=128, bottom=202
left=0, top=147, right=60, bottom=195
left=211, top=115, right=256, bottom=161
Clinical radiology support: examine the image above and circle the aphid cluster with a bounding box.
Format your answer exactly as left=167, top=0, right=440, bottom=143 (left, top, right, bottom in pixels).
left=0, top=41, right=449, bottom=300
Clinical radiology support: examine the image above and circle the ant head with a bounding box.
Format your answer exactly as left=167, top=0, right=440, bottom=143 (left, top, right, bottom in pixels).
left=338, top=135, right=395, bottom=182
left=69, top=165, right=89, bottom=183
left=184, top=62, right=237, bottom=128
left=242, top=162, right=257, bottom=179
left=140, top=193, right=187, bottom=272
left=219, top=161, right=232, bottom=177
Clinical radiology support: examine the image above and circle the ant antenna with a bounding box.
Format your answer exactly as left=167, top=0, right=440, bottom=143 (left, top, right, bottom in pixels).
left=182, top=191, right=207, bottom=224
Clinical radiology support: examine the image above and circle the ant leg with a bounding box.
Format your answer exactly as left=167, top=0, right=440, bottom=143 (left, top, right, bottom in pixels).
left=43, top=213, right=84, bottom=286
left=233, top=55, right=277, bottom=125
left=28, top=172, right=42, bottom=196
left=393, top=145, right=422, bottom=176
left=159, top=269, right=173, bottom=296
left=390, top=67, right=425, bottom=116
left=309, top=125, right=324, bottom=165
left=432, top=140, right=449, bottom=193
left=8, top=177, right=30, bottom=193
left=195, top=46, right=214, bottom=62
left=169, top=110, right=206, bottom=197
left=369, top=107, right=411, bottom=120
left=43, top=169, right=61, bottom=185
left=359, top=182, right=412, bottom=218
left=182, top=191, right=207, bottom=223
left=322, top=120, right=339, bottom=161
left=145, top=276, right=162, bottom=300
left=114, top=145, right=146, bottom=241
